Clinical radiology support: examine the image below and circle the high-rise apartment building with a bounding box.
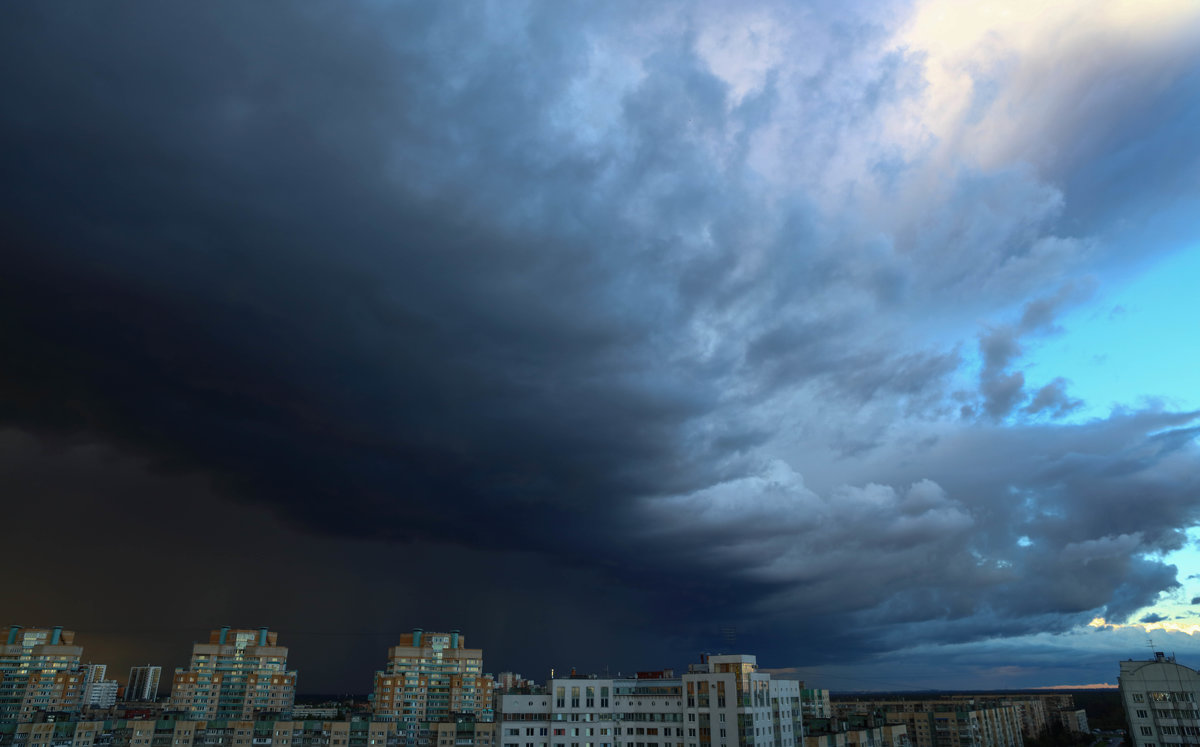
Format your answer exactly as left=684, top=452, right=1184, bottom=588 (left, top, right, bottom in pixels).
left=496, top=654, right=804, bottom=747
left=0, top=625, right=88, bottom=723
left=127, top=665, right=162, bottom=702
left=85, top=680, right=119, bottom=709
left=82, top=664, right=119, bottom=708
left=372, top=629, right=494, bottom=724
left=1120, top=652, right=1200, bottom=747
left=169, top=627, right=296, bottom=720
left=84, top=664, right=106, bottom=684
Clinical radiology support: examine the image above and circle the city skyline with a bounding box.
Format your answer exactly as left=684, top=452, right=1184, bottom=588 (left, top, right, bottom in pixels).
left=0, top=621, right=1163, bottom=696
left=3, top=1, right=1200, bottom=693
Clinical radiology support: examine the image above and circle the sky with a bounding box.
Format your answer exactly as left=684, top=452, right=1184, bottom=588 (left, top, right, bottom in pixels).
left=1, top=0, right=1200, bottom=693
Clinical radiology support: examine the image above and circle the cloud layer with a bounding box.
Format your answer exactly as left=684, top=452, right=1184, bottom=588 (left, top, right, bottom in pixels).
left=2, top=0, right=1200, bottom=688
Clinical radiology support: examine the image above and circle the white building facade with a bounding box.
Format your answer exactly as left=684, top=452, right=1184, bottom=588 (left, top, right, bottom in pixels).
left=126, top=665, right=162, bottom=702
left=85, top=679, right=119, bottom=708
left=496, top=655, right=803, bottom=747
left=1119, top=653, right=1200, bottom=747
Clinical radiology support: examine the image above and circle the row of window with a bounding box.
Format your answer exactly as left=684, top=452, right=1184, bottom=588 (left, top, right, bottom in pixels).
left=1140, top=726, right=1200, bottom=737
left=1132, top=692, right=1199, bottom=703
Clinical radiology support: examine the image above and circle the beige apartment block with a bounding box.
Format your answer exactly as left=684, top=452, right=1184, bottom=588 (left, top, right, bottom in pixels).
left=372, top=630, right=494, bottom=725
left=944, top=695, right=1059, bottom=739
left=0, top=625, right=88, bottom=723
left=168, top=627, right=297, bottom=720
left=832, top=701, right=1022, bottom=747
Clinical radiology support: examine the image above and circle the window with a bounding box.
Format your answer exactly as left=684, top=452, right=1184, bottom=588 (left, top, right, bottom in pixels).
left=1137, top=711, right=1148, bottom=719
left=1141, top=727, right=1153, bottom=737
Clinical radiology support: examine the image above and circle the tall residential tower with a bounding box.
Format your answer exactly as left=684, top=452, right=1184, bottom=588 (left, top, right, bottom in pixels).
left=372, top=629, right=494, bottom=724
left=169, top=627, right=296, bottom=719
left=0, top=625, right=87, bottom=723
left=127, top=665, right=162, bottom=702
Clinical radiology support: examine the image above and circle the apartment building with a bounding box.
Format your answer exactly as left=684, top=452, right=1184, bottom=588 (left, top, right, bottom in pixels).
left=1055, top=710, right=1088, bottom=735
left=496, top=654, right=803, bottom=747
left=84, top=682, right=119, bottom=710
left=80, top=666, right=115, bottom=709
left=371, top=630, right=494, bottom=725
left=804, top=721, right=909, bottom=747
left=0, top=626, right=88, bottom=723
left=168, top=627, right=296, bottom=720
left=496, top=675, right=538, bottom=693
left=799, top=690, right=831, bottom=720
left=941, top=695, right=1060, bottom=740
left=126, top=666, right=162, bottom=703
left=0, top=717, right=496, bottom=747
left=1119, top=652, right=1200, bottom=747
left=832, top=701, right=1022, bottom=747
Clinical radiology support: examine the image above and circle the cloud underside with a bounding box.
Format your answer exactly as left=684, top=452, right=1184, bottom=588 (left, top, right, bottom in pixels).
left=1, top=1, right=1200, bottom=682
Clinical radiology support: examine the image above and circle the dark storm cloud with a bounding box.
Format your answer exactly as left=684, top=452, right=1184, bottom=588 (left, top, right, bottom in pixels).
left=1140, top=613, right=1168, bottom=624
left=2, top=1, right=1200, bottom=687
left=976, top=281, right=1094, bottom=420
left=1023, top=379, right=1083, bottom=419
